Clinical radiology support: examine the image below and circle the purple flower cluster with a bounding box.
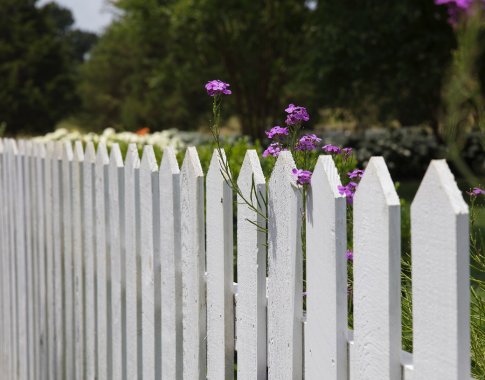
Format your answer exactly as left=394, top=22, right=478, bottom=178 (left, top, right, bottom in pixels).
left=205, top=80, right=232, bottom=96
left=265, top=126, right=289, bottom=139
left=435, top=0, right=485, bottom=24
left=323, top=144, right=341, bottom=154
left=292, top=168, right=313, bottom=185
left=285, top=104, right=310, bottom=126
left=263, top=143, right=283, bottom=158
left=296, top=134, right=322, bottom=151
left=468, top=187, right=485, bottom=196
left=348, top=169, right=365, bottom=179
left=338, top=182, right=358, bottom=204
left=346, top=249, right=354, bottom=261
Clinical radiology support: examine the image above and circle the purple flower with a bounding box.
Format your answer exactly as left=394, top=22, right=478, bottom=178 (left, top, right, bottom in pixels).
left=265, top=126, right=289, bottom=139
left=263, top=143, right=283, bottom=158
left=292, top=168, right=313, bottom=185
left=323, top=144, right=342, bottom=154
left=205, top=80, right=232, bottom=96
left=468, top=187, right=485, bottom=196
left=342, top=147, right=353, bottom=157
left=346, top=249, right=354, bottom=261
left=295, top=134, right=321, bottom=151
left=348, top=169, right=365, bottom=179
left=435, top=0, right=473, bottom=9
left=285, top=104, right=310, bottom=126
left=338, top=182, right=358, bottom=204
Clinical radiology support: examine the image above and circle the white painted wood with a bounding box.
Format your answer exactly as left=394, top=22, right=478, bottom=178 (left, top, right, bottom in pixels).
left=411, top=160, right=470, bottom=380
left=206, top=149, right=234, bottom=380
left=353, top=156, right=401, bottom=380
left=235, top=150, right=267, bottom=380
left=72, top=142, right=84, bottom=380
left=0, top=140, right=5, bottom=372
left=124, top=143, right=140, bottom=380
left=6, top=139, right=18, bottom=379
left=83, top=142, right=96, bottom=380
left=61, top=141, right=75, bottom=379
left=267, top=151, right=303, bottom=379
left=53, top=141, right=66, bottom=378
left=16, top=140, right=30, bottom=380
left=22, top=141, right=36, bottom=380
left=108, top=143, right=124, bottom=380
left=45, top=141, right=56, bottom=380
left=159, top=146, right=182, bottom=380
left=95, top=142, right=110, bottom=380
left=140, top=145, right=158, bottom=380
left=305, top=155, right=347, bottom=380
left=180, top=146, right=206, bottom=380
left=34, top=142, right=48, bottom=380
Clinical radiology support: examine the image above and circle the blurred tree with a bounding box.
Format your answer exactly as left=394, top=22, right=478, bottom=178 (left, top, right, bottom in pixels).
left=0, top=0, right=97, bottom=135
left=311, top=0, right=456, bottom=132
left=80, top=0, right=312, bottom=137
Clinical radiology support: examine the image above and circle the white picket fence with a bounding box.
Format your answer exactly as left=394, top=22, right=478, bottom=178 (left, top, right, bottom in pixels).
left=0, top=138, right=472, bottom=380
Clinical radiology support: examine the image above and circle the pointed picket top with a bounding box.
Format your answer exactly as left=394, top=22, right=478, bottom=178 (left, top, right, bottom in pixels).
left=141, top=145, right=158, bottom=172
left=61, top=141, right=73, bottom=161
left=73, top=141, right=84, bottom=163
left=35, top=141, right=47, bottom=159
left=17, top=139, right=26, bottom=154
left=412, top=160, right=468, bottom=215
left=109, top=143, right=123, bottom=169
left=305, top=155, right=347, bottom=379
left=54, top=140, right=64, bottom=160
left=8, top=138, right=18, bottom=154
left=411, top=160, right=470, bottom=380
left=269, top=150, right=297, bottom=187
left=24, top=140, right=33, bottom=157
left=160, top=146, right=179, bottom=174
left=237, top=149, right=265, bottom=190
left=96, top=142, right=109, bottom=165
left=207, top=148, right=230, bottom=183
left=181, top=146, right=204, bottom=178
left=353, top=156, right=401, bottom=380
left=125, top=143, right=140, bottom=170
left=355, top=156, right=399, bottom=206
left=84, top=141, right=96, bottom=163
left=45, top=140, right=55, bottom=158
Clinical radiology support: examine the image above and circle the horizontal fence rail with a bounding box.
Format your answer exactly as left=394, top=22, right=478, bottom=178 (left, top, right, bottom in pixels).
left=0, top=138, right=472, bottom=380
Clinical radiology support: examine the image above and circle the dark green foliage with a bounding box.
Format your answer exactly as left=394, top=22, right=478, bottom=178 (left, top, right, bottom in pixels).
left=0, top=0, right=97, bottom=136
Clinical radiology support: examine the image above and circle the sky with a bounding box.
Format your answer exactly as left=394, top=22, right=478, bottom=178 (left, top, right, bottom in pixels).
left=38, top=0, right=116, bottom=33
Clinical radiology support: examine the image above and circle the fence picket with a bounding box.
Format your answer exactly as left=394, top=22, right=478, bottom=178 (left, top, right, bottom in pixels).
left=45, top=141, right=56, bottom=380
left=61, top=142, right=75, bottom=379
left=206, top=149, right=234, bottom=380
left=72, top=142, right=84, bottom=380
left=124, top=144, right=141, bottom=380
left=411, top=160, right=470, bottom=380
left=95, top=142, right=110, bottom=380
left=267, top=151, right=303, bottom=379
left=236, top=150, right=267, bottom=380
left=108, top=144, right=124, bottom=380
left=159, top=146, right=182, bottom=380
left=305, top=155, right=347, bottom=380
left=353, top=156, right=401, bottom=380
left=180, top=146, right=206, bottom=380
left=0, top=139, right=8, bottom=376
left=140, top=146, right=158, bottom=380
left=83, top=142, right=96, bottom=380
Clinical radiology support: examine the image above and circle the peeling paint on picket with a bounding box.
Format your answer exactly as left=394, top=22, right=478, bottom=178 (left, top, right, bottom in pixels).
left=0, top=142, right=474, bottom=380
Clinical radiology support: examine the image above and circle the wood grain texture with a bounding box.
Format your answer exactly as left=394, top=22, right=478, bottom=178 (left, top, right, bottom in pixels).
left=353, top=156, right=401, bottom=380
left=235, top=150, right=267, bottom=380
left=95, top=142, right=109, bottom=380
left=109, top=144, right=124, bottom=380
left=206, top=149, right=234, bottom=380
left=159, top=146, right=182, bottom=380
left=124, top=143, right=141, bottom=380
left=305, top=155, right=347, bottom=380
left=140, top=145, right=158, bottom=380
left=180, top=147, right=206, bottom=380
left=267, top=151, right=303, bottom=380
left=411, top=160, right=470, bottom=380
left=72, top=142, right=84, bottom=380
left=83, top=142, right=97, bottom=380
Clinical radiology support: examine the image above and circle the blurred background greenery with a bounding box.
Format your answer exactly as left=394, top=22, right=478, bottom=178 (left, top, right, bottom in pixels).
left=1, top=0, right=484, bottom=183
